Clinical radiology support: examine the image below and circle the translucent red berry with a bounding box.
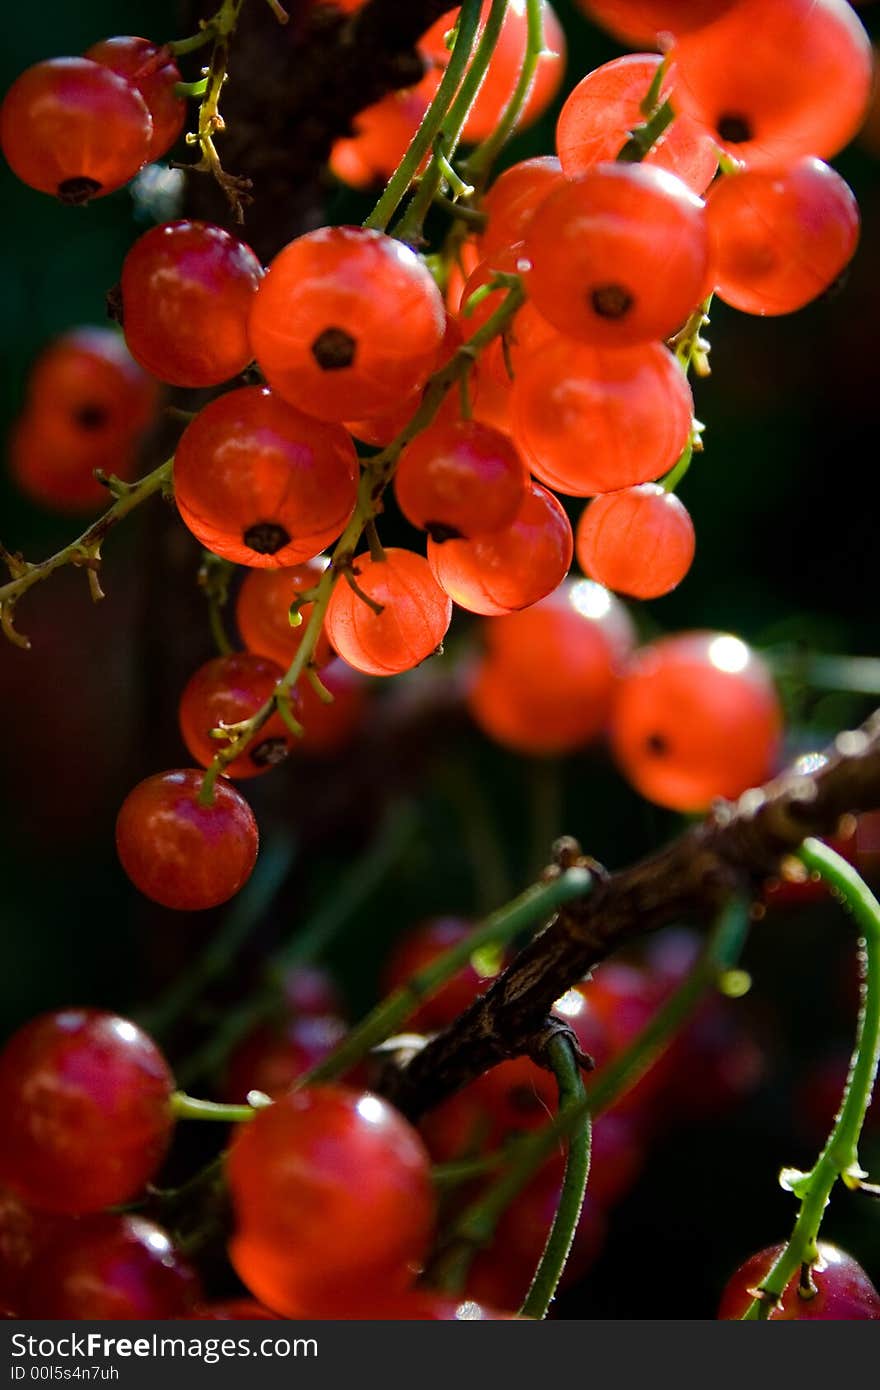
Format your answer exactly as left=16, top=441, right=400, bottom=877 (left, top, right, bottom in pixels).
left=610, top=631, right=783, bottom=810
left=579, top=0, right=739, bottom=44
left=575, top=483, right=696, bottom=598
left=671, top=0, right=873, bottom=168
left=524, top=164, right=710, bottom=347
left=395, top=419, right=528, bottom=541
left=236, top=559, right=334, bottom=671
left=556, top=54, right=717, bottom=195
left=325, top=549, right=452, bottom=676
left=178, top=652, right=296, bottom=779
left=174, top=387, right=358, bottom=567
left=9, top=415, right=135, bottom=514
left=0, top=1010, right=174, bottom=1214
left=84, top=37, right=186, bottom=161
left=511, top=339, right=693, bottom=496
left=248, top=226, right=445, bottom=422
left=22, top=1215, right=201, bottom=1319
left=116, top=769, right=259, bottom=910
left=479, top=156, right=567, bottom=260
left=718, top=1242, right=880, bottom=1320
left=24, top=326, right=157, bottom=455
left=119, top=220, right=263, bottom=387
left=0, top=57, right=152, bottom=202
left=706, top=157, right=860, bottom=316
left=330, top=73, right=436, bottom=188
left=428, top=481, right=572, bottom=616
left=227, top=1085, right=435, bottom=1316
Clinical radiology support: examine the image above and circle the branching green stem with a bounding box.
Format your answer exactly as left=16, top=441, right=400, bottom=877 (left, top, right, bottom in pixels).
left=464, top=0, right=546, bottom=181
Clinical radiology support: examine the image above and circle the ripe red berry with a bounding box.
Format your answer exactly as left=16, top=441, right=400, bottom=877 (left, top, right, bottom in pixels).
left=609, top=631, right=783, bottom=810
left=9, top=415, right=136, bottom=514
left=178, top=652, right=296, bottom=778
left=467, top=579, right=627, bottom=754
left=428, top=481, right=572, bottom=616
left=670, top=0, right=873, bottom=168
left=395, top=419, right=528, bottom=541
left=0, top=57, right=152, bottom=203
left=84, top=37, right=186, bottom=161
left=575, top=484, right=696, bottom=599
left=248, top=226, right=445, bottom=422
left=706, top=158, right=860, bottom=316
left=325, top=549, right=452, bottom=676
left=330, top=72, right=437, bottom=188
left=0, top=1010, right=174, bottom=1215
left=224, top=1014, right=348, bottom=1102
left=381, top=917, right=502, bottom=1031
left=524, top=164, right=710, bottom=347
left=579, top=0, right=739, bottom=43
left=227, top=1085, right=435, bottom=1316
left=479, top=156, right=567, bottom=260
left=0, top=1190, right=71, bottom=1314
left=119, top=220, right=263, bottom=387
left=116, top=769, right=259, bottom=910
left=294, top=658, right=368, bottom=756
left=236, top=559, right=334, bottom=671
left=511, top=339, right=693, bottom=496
left=457, top=244, right=556, bottom=393
left=556, top=54, right=717, bottom=195
left=718, top=1242, right=880, bottom=1320
left=24, top=326, right=157, bottom=456
left=22, top=1215, right=201, bottom=1319
left=174, top=387, right=358, bottom=567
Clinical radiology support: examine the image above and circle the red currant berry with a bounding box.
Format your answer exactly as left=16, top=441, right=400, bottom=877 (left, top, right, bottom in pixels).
left=556, top=54, right=717, bottom=195
left=579, top=0, right=739, bottom=44
left=511, top=339, right=693, bottom=496
left=381, top=918, right=502, bottom=1031
left=293, top=657, right=368, bottom=756
left=116, top=769, right=259, bottom=910
left=236, top=559, right=334, bottom=670
left=395, top=419, right=528, bottom=541
left=178, top=652, right=296, bottom=779
left=9, top=415, right=136, bottom=514
left=119, top=220, right=263, bottom=387
left=479, top=156, right=567, bottom=260
left=671, top=0, right=873, bottom=168
left=22, top=1214, right=200, bottom=1319
left=0, top=57, right=152, bottom=202
left=330, top=72, right=437, bottom=188
left=0, top=1010, right=174, bottom=1214
left=524, top=164, right=710, bottom=348
left=706, top=157, right=860, bottom=316
left=24, top=326, right=157, bottom=456
left=174, top=387, right=358, bottom=567
left=325, top=549, right=452, bottom=676
left=428, top=481, right=572, bottom=616
left=718, top=1242, right=880, bottom=1320
left=575, top=484, right=696, bottom=598
left=609, top=631, right=783, bottom=810
left=227, top=1085, right=435, bottom=1316
left=84, top=37, right=185, bottom=161
left=0, top=1191, right=72, bottom=1312
left=223, top=1014, right=348, bottom=1102
left=248, top=226, right=445, bottom=422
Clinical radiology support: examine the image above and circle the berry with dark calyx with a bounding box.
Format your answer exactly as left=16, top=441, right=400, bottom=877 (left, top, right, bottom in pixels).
left=706, top=157, right=860, bottom=316
left=0, top=1010, right=174, bottom=1215
left=670, top=0, right=873, bottom=169
left=116, top=769, right=259, bottom=910
left=178, top=652, right=297, bottom=779
left=718, top=1242, right=880, bottom=1319
left=84, top=37, right=185, bottom=161
left=24, top=326, right=157, bottom=456
left=174, top=387, right=358, bottom=568
left=236, top=559, right=335, bottom=671
left=609, top=631, right=783, bottom=811
left=9, top=415, right=136, bottom=514
left=556, top=54, right=717, bottom=196
left=511, top=339, right=694, bottom=496
left=0, top=57, right=152, bottom=201
left=248, top=226, right=445, bottom=422
left=395, top=419, right=528, bottom=541
left=575, top=484, right=696, bottom=598
left=227, top=1085, right=435, bottom=1317
left=428, top=480, right=573, bottom=616
left=22, top=1214, right=201, bottom=1319
left=119, top=220, right=263, bottom=387
left=325, top=549, right=452, bottom=677
left=524, top=164, right=710, bottom=348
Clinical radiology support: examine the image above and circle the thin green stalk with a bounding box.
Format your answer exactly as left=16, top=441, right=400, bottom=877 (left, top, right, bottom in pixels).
left=742, top=839, right=880, bottom=1320
left=170, top=1092, right=257, bottom=1123
left=661, top=440, right=693, bottom=494
left=300, top=867, right=593, bottom=1085
left=465, top=0, right=545, bottom=180
left=394, top=0, right=510, bottom=245
left=617, top=99, right=675, bottom=163
left=363, top=0, right=484, bottom=232
left=520, top=1036, right=591, bottom=1320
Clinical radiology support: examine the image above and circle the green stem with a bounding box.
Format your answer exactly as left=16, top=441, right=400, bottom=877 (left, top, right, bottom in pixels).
left=465, top=0, right=545, bottom=180
left=742, top=839, right=880, bottom=1319
left=520, top=1037, right=591, bottom=1320
left=393, top=0, right=509, bottom=245
left=617, top=98, right=675, bottom=163
left=300, top=867, right=593, bottom=1086
left=661, top=440, right=693, bottom=494
left=170, top=1091, right=257, bottom=1123
left=363, top=0, right=484, bottom=232
left=174, top=77, right=210, bottom=98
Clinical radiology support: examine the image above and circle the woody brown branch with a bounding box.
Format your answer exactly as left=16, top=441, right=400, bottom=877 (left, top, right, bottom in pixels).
left=382, top=710, right=880, bottom=1120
